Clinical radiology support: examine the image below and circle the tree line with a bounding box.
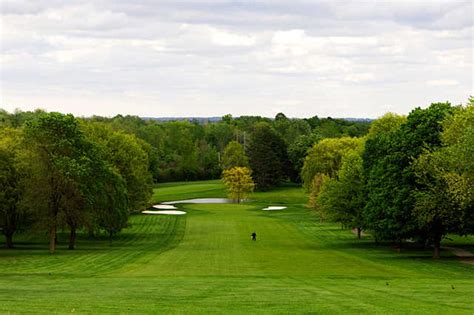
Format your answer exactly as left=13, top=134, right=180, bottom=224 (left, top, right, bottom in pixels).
left=0, top=109, right=370, bottom=250
left=303, top=99, right=473, bottom=258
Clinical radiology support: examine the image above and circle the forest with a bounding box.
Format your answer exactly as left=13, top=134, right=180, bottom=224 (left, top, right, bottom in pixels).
left=0, top=100, right=472, bottom=258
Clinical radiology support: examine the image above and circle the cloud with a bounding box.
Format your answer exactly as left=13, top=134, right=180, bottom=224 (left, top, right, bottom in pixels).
left=1, top=0, right=472, bottom=118
left=426, top=80, right=459, bottom=87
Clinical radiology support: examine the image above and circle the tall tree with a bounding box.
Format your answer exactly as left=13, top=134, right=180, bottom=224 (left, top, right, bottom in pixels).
left=23, top=113, right=97, bottom=253
left=412, top=103, right=474, bottom=258
left=0, top=128, right=25, bottom=248
left=316, top=151, right=365, bottom=238
left=363, top=102, right=454, bottom=245
left=92, top=164, right=129, bottom=243
left=247, top=123, right=288, bottom=190
left=83, top=123, right=153, bottom=211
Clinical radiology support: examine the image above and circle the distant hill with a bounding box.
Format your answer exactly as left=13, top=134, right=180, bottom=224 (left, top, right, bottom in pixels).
left=141, top=116, right=373, bottom=123
left=141, top=117, right=222, bottom=123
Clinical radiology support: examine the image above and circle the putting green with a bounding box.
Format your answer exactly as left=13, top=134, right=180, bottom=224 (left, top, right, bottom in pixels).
left=0, top=181, right=473, bottom=314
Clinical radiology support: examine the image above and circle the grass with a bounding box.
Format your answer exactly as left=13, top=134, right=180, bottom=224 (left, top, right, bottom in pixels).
left=0, top=180, right=473, bottom=314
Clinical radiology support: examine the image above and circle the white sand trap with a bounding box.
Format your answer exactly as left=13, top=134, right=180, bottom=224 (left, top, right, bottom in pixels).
left=262, top=206, right=287, bottom=211
left=142, top=210, right=186, bottom=215
left=153, top=204, right=177, bottom=210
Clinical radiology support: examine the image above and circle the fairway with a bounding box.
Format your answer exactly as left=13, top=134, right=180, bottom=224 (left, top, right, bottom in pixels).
left=0, top=181, right=473, bottom=314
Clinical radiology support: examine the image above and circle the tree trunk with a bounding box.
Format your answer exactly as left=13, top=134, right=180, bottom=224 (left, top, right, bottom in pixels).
left=68, top=226, right=76, bottom=250
left=357, top=227, right=361, bottom=239
left=5, top=232, right=14, bottom=249
left=49, top=225, right=57, bottom=254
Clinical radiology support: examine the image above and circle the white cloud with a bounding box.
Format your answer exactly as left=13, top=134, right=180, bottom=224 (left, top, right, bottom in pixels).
left=1, top=0, right=472, bottom=118
left=426, top=80, right=459, bottom=87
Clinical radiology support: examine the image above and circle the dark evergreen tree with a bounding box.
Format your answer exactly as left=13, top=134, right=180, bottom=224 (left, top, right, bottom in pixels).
left=247, top=123, right=288, bottom=190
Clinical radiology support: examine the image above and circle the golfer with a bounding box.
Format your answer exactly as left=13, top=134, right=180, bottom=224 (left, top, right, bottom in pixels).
left=251, top=232, right=257, bottom=241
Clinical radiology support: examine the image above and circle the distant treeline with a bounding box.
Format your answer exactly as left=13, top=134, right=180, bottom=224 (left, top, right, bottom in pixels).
left=0, top=108, right=370, bottom=251
left=1, top=110, right=371, bottom=183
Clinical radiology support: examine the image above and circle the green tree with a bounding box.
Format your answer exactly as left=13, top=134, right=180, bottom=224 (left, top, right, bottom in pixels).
left=83, top=123, right=153, bottom=211
left=366, top=113, right=406, bottom=139
left=222, top=167, right=255, bottom=203
left=412, top=103, right=474, bottom=258
left=316, top=151, right=365, bottom=238
left=92, top=164, right=129, bottom=243
left=221, top=141, right=249, bottom=170
left=247, top=123, right=288, bottom=190
left=0, top=128, right=25, bottom=248
left=301, top=137, right=363, bottom=190
left=22, top=113, right=98, bottom=253
left=288, top=134, right=321, bottom=182
left=307, top=173, right=329, bottom=222
left=363, top=102, right=454, bottom=245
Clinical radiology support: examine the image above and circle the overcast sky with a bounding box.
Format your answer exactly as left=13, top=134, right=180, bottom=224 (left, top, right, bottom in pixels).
left=1, top=0, right=472, bottom=118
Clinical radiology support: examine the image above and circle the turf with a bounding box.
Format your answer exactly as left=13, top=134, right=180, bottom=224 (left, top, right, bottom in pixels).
left=0, top=181, right=473, bottom=314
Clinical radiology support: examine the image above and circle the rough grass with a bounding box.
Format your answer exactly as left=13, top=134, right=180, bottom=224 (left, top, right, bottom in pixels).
left=0, top=180, right=473, bottom=314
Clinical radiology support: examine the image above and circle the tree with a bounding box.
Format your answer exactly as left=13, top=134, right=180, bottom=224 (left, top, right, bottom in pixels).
left=221, top=141, right=249, bottom=170
left=301, top=137, right=363, bottom=190
left=316, top=151, right=365, bottom=238
left=222, top=167, right=255, bottom=203
left=363, top=102, right=454, bottom=245
left=412, top=103, right=474, bottom=258
left=247, top=123, right=288, bottom=190
left=0, top=128, right=25, bottom=248
left=366, top=113, right=406, bottom=139
left=83, top=123, right=153, bottom=211
left=205, top=122, right=235, bottom=153
left=92, top=164, right=129, bottom=243
left=23, top=113, right=98, bottom=253
left=307, top=173, right=329, bottom=222
left=288, top=134, right=321, bottom=183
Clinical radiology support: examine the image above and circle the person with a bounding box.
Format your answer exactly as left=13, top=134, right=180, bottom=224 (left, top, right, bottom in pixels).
left=251, top=232, right=257, bottom=241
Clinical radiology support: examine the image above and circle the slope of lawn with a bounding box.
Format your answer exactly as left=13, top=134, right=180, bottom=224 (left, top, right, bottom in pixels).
left=0, top=180, right=473, bottom=314
left=152, top=179, right=226, bottom=203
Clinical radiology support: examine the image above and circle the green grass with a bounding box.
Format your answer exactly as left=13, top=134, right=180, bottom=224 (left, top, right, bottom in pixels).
left=152, top=179, right=226, bottom=203
left=1, top=180, right=473, bottom=314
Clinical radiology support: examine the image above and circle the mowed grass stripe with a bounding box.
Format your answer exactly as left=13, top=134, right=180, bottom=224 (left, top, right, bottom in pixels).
left=0, top=180, right=473, bottom=313
left=0, top=214, right=186, bottom=276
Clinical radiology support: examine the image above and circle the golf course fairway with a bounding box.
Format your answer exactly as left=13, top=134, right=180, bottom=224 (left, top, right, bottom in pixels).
left=0, top=180, right=473, bottom=314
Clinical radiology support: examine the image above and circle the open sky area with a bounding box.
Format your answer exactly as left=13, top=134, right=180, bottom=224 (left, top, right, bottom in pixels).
left=0, top=0, right=472, bottom=118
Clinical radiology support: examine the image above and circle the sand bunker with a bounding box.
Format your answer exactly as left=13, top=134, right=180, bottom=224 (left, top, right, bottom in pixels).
left=162, top=198, right=233, bottom=204
left=142, top=210, right=186, bottom=215
left=262, top=206, right=287, bottom=211
left=153, top=204, right=177, bottom=210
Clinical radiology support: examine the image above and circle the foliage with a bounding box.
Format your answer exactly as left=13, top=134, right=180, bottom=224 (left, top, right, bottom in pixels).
left=363, top=102, right=454, bottom=244
left=316, top=151, right=365, bottom=237
left=412, top=104, right=474, bottom=257
left=247, top=123, right=289, bottom=190
left=0, top=128, right=26, bottom=248
left=366, top=112, right=406, bottom=139
left=221, top=140, right=249, bottom=170
left=83, top=123, right=153, bottom=212
left=22, top=112, right=99, bottom=252
left=301, top=137, right=363, bottom=190
left=222, top=167, right=255, bottom=203
left=307, top=173, right=329, bottom=221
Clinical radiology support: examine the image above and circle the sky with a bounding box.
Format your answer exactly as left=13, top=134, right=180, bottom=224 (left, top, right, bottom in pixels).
left=0, top=0, right=472, bottom=118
